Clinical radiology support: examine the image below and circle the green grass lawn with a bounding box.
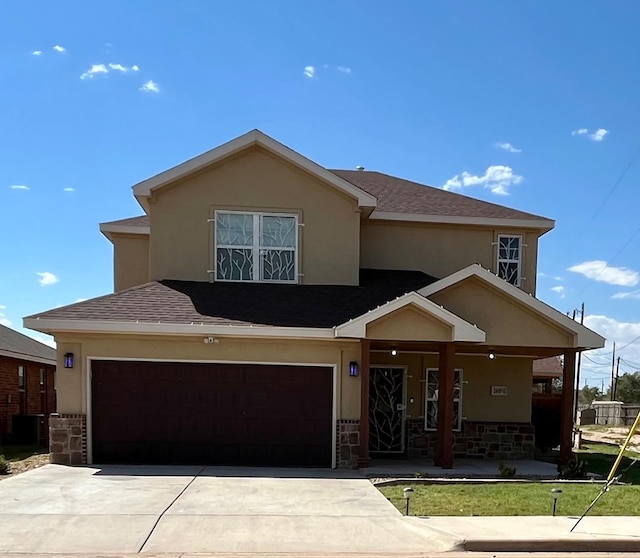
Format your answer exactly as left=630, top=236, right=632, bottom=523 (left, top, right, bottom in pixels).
left=0, top=445, right=48, bottom=461
left=379, top=483, right=640, bottom=516
left=576, top=443, right=640, bottom=484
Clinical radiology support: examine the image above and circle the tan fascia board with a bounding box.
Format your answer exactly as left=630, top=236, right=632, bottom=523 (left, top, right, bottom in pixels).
left=99, top=222, right=150, bottom=242
left=0, top=348, right=56, bottom=366
left=23, top=317, right=336, bottom=340
left=369, top=211, right=555, bottom=233
left=132, top=129, right=378, bottom=212
left=335, top=292, right=486, bottom=342
left=418, top=264, right=606, bottom=349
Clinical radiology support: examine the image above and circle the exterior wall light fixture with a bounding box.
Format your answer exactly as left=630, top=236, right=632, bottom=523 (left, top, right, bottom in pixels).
left=63, top=353, right=74, bottom=368
left=488, top=352, right=496, bottom=360
left=349, top=361, right=359, bottom=377
left=391, top=348, right=398, bottom=357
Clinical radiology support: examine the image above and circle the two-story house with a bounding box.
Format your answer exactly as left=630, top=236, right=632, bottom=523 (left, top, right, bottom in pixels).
left=25, top=130, right=604, bottom=468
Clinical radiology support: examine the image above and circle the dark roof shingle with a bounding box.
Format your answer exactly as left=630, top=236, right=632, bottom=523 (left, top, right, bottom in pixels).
left=26, top=269, right=437, bottom=329
left=0, top=324, right=56, bottom=361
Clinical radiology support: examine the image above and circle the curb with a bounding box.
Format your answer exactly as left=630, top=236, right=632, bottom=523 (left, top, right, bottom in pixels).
left=459, top=537, right=640, bottom=553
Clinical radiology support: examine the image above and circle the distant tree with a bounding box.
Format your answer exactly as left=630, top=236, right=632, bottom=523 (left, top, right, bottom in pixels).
left=615, top=371, right=640, bottom=404
left=579, top=384, right=603, bottom=405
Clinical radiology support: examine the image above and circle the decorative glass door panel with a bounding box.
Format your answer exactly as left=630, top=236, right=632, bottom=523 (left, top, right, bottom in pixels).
left=369, top=366, right=406, bottom=454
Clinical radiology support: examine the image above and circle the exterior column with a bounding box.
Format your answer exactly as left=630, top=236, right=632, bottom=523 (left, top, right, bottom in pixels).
left=560, top=350, right=577, bottom=463
left=435, top=342, right=455, bottom=469
left=357, top=339, right=371, bottom=468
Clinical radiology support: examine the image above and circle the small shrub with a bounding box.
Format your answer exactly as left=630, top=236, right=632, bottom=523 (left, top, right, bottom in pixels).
left=498, top=463, right=516, bottom=477
left=414, top=471, right=425, bottom=478
left=558, top=456, right=588, bottom=479
left=0, top=455, right=9, bottom=475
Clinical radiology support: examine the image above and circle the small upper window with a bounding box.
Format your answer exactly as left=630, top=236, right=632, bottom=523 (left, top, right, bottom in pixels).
left=39, top=368, right=45, bottom=389
left=18, top=366, right=25, bottom=390
left=215, top=211, right=298, bottom=283
left=497, top=235, right=522, bottom=286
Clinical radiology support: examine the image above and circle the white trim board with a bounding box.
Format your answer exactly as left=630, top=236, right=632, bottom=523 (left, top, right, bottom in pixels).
left=132, top=130, right=377, bottom=212
left=86, top=357, right=338, bottom=468
left=418, top=264, right=605, bottom=349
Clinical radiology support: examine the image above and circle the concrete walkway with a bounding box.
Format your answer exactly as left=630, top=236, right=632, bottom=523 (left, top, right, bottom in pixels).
left=0, top=464, right=457, bottom=554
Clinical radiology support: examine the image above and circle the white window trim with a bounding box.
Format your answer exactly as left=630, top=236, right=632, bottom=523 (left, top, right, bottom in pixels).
left=214, top=210, right=299, bottom=284
left=424, top=368, right=463, bottom=432
left=497, top=234, right=523, bottom=287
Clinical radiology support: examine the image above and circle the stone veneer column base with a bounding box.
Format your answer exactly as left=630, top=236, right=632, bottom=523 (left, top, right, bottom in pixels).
left=336, top=419, right=360, bottom=468
left=49, top=413, right=87, bottom=465
left=407, top=419, right=535, bottom=460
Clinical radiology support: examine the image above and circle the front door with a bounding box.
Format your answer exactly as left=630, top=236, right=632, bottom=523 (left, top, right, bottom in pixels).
left=369, top=366, right=406, bottom=455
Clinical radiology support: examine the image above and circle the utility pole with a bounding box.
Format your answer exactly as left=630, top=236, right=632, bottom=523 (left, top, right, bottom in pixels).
left=611, top=342, right=616, bottom=400
left=574, top=302, right=585, bottom=422
left=613, top=357, right=620, bottom=400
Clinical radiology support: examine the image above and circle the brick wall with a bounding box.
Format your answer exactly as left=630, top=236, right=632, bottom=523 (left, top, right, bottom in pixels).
left=0, top=355, right=56, bottom=443
left=407, top=419, right=535, bottom=460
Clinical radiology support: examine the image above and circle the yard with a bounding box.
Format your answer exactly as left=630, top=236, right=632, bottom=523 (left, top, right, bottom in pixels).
left=0, top=445, right=49, bottom=478
left=380, top=482, right=640, bottom=516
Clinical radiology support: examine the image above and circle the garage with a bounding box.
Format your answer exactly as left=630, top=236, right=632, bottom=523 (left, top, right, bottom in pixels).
left=90, top=360, right=333, bottom=467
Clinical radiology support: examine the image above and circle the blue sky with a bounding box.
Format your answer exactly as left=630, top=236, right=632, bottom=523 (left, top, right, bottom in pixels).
left=1, top=1, right=639, bottom=387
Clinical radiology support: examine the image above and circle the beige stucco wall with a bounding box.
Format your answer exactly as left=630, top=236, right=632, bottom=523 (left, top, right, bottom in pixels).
left=371, top=352, right=533, bottom=423
left=429, top=279, right=574, bottom=347
left=55, top=335, right=362, bottom=420
left=361, top=221, right=541, bottom=294
left=148, top=146, right=361, bottom=285
left=111, top=233, right=150, bottom=291
left=366, top=306, right=452, bottom=341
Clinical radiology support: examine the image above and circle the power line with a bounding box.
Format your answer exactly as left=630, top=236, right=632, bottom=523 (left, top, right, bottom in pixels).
left=618, top=333, right=640, bottom=353
left=583, top=354, right=613, bottom=366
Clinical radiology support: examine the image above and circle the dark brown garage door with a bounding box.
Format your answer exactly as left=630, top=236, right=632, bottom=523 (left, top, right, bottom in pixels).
left=91, top=361, right=333, bottom=467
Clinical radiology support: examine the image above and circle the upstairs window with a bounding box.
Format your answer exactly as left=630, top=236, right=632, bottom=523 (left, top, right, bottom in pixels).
left=215, top=211, right=298, bottom=283
left=497, top=235, right=522, bottom=286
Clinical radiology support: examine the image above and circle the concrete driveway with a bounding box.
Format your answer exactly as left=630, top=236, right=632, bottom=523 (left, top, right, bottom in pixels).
left=0, top=464, right=457, bottom=554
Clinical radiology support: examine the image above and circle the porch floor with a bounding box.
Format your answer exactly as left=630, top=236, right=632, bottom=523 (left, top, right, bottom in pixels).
left=362, top=458, right=558, bottom=480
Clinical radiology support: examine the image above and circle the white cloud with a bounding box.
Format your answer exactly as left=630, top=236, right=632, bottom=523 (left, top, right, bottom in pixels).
left=131, top=65, right=140, bottom=71
left=10, top=184, right=30, bottom=190
left=443, top=165, right=523, bottom=195
left=37, top=271, right=59, bottom=286
left=80, top=64, right=108, bottom=80
left=63, top=187, right=75, bottom=192
left=139, top=79, right=159, bottom=93
left=589, top=128, right=609, bottom=142
left=568, top=260, right=639, bottom=287
left=0, top=305, right=11, bottom=327
left=75, top=298, right=87, bottom=303
left=108, top=63, right=127, bottom=72
left=337, top=66, right=352, bottom=74
left=551, top=285, right=566, bottom=298
left=612, top=290, right=640, bottom=300
left=495, top=142, right=522, bottom=153
left=32, top=50, right=42, bottom=56
left=571, top=128, right=609, bottom=142
left=303, top=65, right=315, bottom=78
left=53, top=45, right=66, bottom=53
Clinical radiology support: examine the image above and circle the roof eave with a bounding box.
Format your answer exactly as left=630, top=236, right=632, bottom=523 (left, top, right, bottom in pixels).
left=0, top=348, right=56, bottom=366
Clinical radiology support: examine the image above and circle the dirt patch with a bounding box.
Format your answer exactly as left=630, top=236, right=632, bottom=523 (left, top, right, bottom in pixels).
left=580, top=426, right=640, bottom=452
left=0, top=454, right=50, bottom=480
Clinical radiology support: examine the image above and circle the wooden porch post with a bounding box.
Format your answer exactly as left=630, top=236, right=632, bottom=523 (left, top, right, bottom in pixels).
left=435, top=342, right=455, bottom=469
left=358, top=339, right=371, bottom=468
left=560, top=349, right=577, bottom=464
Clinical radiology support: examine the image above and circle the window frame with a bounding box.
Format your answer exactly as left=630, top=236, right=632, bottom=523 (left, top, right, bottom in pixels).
left=39, top=368, right=45, bottom=391
left=424, top=368, right=463, bottom=432
left=18, top=365, right=25, bottom=391
left=496, top=234, right=523, bottom=287
left=214, top=210, right=299, bottom=284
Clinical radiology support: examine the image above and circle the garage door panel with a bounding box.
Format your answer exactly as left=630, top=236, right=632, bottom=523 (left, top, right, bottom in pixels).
left=91, top=360, right=333, bottom=467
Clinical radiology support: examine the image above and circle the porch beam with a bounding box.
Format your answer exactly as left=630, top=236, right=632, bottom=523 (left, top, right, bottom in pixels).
left=435, top=342, right=455, bottom=469
left=357, top=339, right=371, bottom=468
left=560, top=349, right=577, bottom=463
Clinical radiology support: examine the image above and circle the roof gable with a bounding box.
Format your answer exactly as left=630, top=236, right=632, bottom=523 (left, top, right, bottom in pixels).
left=132, top=130, right=377, bottom=212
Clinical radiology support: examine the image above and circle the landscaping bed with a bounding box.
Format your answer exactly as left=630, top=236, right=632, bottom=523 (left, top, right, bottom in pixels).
left=0, top=445, right=50, bottom=480
left=379, top=482, right=640, bottom=516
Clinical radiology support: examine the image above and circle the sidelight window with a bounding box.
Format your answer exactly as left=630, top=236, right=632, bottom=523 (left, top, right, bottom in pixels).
left=424, top=368, right=462, bottom=431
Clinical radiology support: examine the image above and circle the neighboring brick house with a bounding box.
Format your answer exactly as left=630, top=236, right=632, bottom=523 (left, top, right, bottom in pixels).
left=0, top=324, right=56, bottom=444
left=25, top=130, right=605, bottom=469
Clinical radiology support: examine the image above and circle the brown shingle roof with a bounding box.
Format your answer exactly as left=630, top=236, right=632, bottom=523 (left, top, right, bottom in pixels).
left=332, top=170, right=550, bottom=221
left=0, top=324, right=56, bottom=361
left=533, top=356, right=563, bottom=376
left=26, top=269, right=438, bottom=329
left=101, top=215, right=149, bottom=227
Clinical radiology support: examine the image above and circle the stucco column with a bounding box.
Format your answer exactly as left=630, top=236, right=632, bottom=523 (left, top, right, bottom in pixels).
left=435, top=342, right=455, bottom=469
left=560, top=349, right=577, bottom=463
left=357, top=339, right=371, bottom=468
